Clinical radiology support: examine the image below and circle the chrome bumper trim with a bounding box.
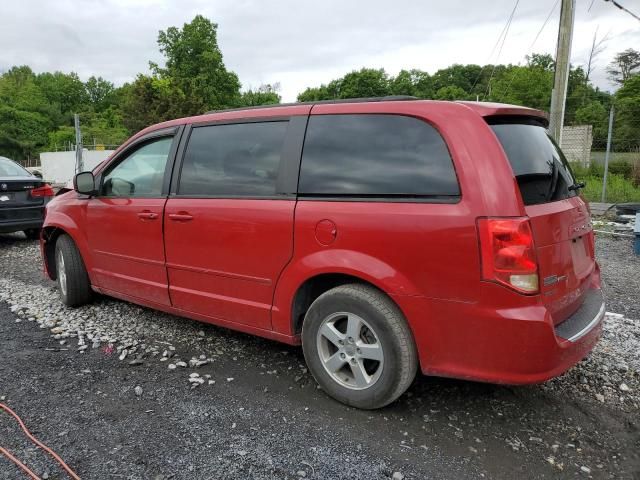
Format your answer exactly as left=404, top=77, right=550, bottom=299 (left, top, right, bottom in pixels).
left=566, top=302, right=605, bottom=343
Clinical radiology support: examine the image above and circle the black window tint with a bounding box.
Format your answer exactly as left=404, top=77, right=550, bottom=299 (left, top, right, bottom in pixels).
left=490, top=121, right=577, bottom=206
left=299, top=114, right=459, bottom=197
left=179, top=122, right=288, bottom=196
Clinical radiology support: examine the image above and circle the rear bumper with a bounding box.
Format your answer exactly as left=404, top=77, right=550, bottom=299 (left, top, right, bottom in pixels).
left=554, top=289, right=605, bottom=342
left=395, top=270, right=604, bottom=385
left=0, top=219, right=43, bottom=233
left=0, top=205, right=45, bottom=233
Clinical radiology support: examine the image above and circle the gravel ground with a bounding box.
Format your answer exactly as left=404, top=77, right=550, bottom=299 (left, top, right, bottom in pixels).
left=0, top=232, right=638, bottom=479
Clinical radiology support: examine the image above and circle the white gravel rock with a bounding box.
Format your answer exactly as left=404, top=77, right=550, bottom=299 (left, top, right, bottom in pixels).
left=0, top=239, right=637, bottom=411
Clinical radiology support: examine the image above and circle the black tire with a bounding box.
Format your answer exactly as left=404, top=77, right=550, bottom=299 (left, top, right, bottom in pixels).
left=23, top=228, right=40, bottom=240
left=302, top=283, right=417, bottom=409
left=54, top=234, right=92, bottom=307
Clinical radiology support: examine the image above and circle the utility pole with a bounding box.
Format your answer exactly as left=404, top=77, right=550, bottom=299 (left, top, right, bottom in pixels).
left=601, top=105, right=615, bottom=203
left=74, top=114, right=84, bottom=173
left=548, top=0, right=576, bottom=144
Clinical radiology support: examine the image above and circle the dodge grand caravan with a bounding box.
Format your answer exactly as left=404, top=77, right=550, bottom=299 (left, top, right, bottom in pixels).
left=40, top=98, right=604, bottom=409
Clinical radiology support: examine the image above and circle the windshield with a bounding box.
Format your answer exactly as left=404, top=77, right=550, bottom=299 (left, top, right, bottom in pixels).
left=0, top=157, right=30, bottom=177
left=489, top=119, right=577, bottom=206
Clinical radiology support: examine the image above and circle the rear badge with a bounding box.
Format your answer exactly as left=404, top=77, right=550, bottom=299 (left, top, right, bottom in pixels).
left=543, top=275, right=567, bottom=286
left=0, top=183, right=6, bottom=191
left=0, top=195, right=9, bottom=202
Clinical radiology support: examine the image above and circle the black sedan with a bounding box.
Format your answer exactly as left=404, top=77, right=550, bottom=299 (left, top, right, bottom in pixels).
left=0, top=156, right=54, bottom=238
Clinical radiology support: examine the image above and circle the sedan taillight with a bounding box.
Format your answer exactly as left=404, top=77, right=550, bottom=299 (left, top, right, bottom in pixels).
left=30, top=184, right=55, bottom=198
left=477, top=217, right=539, bottom=294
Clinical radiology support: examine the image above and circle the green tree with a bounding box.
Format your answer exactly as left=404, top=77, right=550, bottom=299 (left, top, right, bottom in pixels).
left=0, top=66, right=52, bottom=159
left=297, top=68, right=390, bottom=101
left=613, top=75, right=640, bottom=150
left=239, top=84, right=281, bottom=106
left=85, top=76, right=117, bottom=111
left=489, top=65, right=553, bottom=110
left=526, top=53, right=555, bottom=71
left=434, top=85, right=467, bottom=100
left=575, top=101, right=609, bottom=146
left=121, top=75, right=176, bottom=133
left=0, top=106, right=49, bottom=160
left=389, top=69, right=433, bottom=98
left=431, top=64, right=482, bottom=95
left=36, top=71, right=87, bottom=120
left=150, top=15, right=241, bottom=115
left=297, top=84, right=335, bottom=102
left=607, top=48, right=640, bottom=85
left=337, top=68, right=390, bottom=98
left=0, top=66, right=50, bottom=114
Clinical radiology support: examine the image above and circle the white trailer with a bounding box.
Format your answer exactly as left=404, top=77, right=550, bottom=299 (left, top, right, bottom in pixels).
left=40, top=150, right=115, bottom=185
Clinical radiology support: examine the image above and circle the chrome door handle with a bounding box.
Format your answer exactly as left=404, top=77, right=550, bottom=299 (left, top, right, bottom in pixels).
left=137, top=211, right=159, bottom=220
left=168, top=212, right=193, bottom=222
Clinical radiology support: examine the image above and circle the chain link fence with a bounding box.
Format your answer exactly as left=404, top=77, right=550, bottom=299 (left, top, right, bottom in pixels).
left=562, top=100, right=640, bottom=203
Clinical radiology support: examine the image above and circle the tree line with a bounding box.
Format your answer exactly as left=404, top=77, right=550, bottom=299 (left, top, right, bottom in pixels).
left=297, top=50, right=640, bottom=151
left=0, top=15, right=638, bottom=162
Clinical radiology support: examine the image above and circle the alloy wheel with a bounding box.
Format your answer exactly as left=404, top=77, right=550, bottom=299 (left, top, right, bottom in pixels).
left=316, top=312, right=384, bottom=390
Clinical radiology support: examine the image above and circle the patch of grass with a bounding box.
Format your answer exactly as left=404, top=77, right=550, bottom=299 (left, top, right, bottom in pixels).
left=579, top=174, right=640, bottom=203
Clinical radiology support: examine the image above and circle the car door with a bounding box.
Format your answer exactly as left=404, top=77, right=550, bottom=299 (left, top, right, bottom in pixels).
left=163, top=114, right=307, bottom=330
left=86, top=128, right=181, bottom=306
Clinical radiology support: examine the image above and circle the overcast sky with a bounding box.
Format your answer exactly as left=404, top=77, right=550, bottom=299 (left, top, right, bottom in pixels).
left=1, top=0, right=638, bottom=101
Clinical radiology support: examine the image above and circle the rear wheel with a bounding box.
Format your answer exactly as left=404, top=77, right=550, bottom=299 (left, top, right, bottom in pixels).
left=23, top=229, right=40, bottom=240
left=55, top=234, right=92, bottom=307
left=302, top=284, right=417, bottom=409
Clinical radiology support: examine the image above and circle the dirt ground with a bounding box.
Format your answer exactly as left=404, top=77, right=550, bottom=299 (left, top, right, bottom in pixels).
left=0, top=232, right=638, bottom=480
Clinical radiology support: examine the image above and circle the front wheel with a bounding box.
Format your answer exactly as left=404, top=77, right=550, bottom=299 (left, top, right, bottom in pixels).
left=55, top=234, right=92, bottom=307
left=302, top=284, right=417, bottom=409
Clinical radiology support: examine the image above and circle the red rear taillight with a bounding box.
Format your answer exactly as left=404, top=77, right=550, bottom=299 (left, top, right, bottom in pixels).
left=30, top=184, right=55, bottom=198
left=477, top=217, right=539, bottom=294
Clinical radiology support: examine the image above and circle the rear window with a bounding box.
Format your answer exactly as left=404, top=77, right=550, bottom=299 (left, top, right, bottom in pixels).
left=298, top=114, right=460, bottom=200
left=0, top=157, right=29, bottom=177
left=489, top=120, right=577, bottom=206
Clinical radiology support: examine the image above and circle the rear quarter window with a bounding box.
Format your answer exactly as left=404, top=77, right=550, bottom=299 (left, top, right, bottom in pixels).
left=489, top=120, right=577, bottom=206
left=298, top=114, right=460, bottom=200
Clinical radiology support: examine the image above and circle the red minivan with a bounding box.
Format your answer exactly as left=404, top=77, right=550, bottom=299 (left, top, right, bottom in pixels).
left=41, top=98, right=604, bottom=409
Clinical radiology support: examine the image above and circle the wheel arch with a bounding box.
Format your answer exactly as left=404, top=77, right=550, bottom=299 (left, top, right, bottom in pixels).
left=272, top=249, right=422, bottom=338
left=42, top=217, right=92, bottom=283
left=288, top=273, right=418, bottom=349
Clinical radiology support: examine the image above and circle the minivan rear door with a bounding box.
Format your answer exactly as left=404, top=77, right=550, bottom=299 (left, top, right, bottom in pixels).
left=489, top=119, right=596, bottom=325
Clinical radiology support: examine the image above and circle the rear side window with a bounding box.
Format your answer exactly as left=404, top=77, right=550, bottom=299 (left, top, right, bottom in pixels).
left=179, top=121, right=288, bottom=197
left=299, top=114, right=460, bottom=199
left=489, top=120, right=577, bottom=206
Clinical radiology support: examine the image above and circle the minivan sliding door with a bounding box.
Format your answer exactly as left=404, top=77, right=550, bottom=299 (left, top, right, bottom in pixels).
left=163, top=114, right=307, bottom=330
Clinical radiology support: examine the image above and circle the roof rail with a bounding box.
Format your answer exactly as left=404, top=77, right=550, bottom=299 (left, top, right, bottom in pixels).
left=205, top=95, right=419, bottom=114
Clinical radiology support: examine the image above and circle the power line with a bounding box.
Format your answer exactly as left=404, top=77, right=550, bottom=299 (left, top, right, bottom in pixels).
left=529, top=0, right=561, bottom=53
left=604, top=0, right=640, bottom=22
left=483, top=0, right=520, bottom=100
left=470, top=0, right=521, bottom=93
left=498, top=0, right=560, bottom=102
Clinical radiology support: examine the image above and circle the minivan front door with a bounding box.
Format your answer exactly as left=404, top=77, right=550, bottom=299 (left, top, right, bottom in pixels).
left=86, top=134, right=177, bottom=306
left=164, top=117, right=305, bottom=330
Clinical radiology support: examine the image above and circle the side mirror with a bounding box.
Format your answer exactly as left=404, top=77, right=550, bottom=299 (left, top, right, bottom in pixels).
left=74, top=171, right=96, bottom=195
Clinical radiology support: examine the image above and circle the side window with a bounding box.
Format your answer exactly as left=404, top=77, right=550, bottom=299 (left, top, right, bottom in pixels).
left=178, top=121, right=288, bottom=197
left=101, top=137, right=173, bottom=197
left=299, top=114, right=460, bottom=198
